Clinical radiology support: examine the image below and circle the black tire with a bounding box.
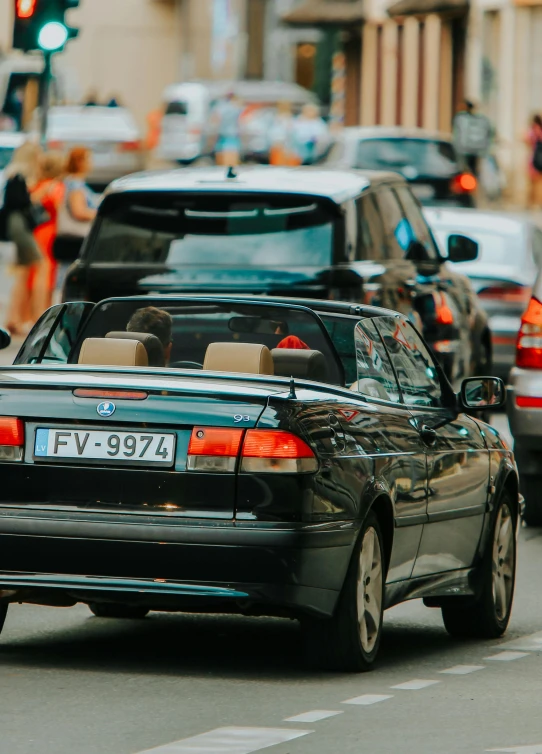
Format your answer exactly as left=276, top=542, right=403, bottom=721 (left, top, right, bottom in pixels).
left=521, top=477, right=542, bottom=526
left=0, top=604, right=7, bottom=637
left=302, top=511, right=385, bottom=672
left=88, top=603, right=149, bottom=619
left=442, top=491, right=516, bottom=639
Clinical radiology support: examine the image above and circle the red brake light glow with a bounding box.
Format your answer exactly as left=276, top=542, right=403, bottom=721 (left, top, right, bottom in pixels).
left=0, top=418, right=24, bottom=446
left=516, top=396, right=542, bottom=408
left=73, top=389, right=148, bottom=400
left=188, top=427, right=244, bottom=457
left=242, top=430, right=314, bottom=458
left=451, top=173, right=477, bottom=194
left=118, top=140, right=141, bottom=152
left=516, top=296, right=542, bottom=369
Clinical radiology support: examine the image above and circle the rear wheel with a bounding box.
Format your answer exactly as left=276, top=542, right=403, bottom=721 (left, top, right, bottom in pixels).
left=442, top=492, right=516, bottom=638
left=521, top=477, right=542, bottom=526
left=88, top=603, right=149, bottom=619
left=302, top=511, right=384, bottom=672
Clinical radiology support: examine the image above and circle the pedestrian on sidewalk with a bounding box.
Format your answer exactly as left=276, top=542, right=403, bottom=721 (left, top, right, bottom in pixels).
left=31, top=151, right=66, bottom=310
left=453, top=100, right=492, bottom=177
left=526, top=114, right=542, bottom=210
left=213, top=92, right=243, bottom=167
left=0, top=142, right=46, bottom=335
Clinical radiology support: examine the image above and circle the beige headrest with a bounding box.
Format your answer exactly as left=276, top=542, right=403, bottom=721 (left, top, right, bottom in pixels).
left=203, top=342, right=274, bottom=375
left=78, top=338, right=149, bottom=367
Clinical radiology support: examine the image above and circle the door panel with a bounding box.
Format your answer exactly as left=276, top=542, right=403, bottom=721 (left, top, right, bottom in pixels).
left=338, top=318, right=427, bottom=582
left=373, top=315, right=488, bottom=576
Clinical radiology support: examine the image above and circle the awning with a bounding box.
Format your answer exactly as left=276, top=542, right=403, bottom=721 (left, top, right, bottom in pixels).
left=282, top=0, right=366, bottom=25
left=387, top=0, right=468, bottom=16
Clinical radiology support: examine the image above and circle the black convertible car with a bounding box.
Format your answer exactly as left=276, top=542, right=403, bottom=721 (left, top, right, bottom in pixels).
left=0, top=295, right=517, bottom=671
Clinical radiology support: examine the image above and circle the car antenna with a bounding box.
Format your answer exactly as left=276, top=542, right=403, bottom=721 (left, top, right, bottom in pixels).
left=288, top=377, right=297, bottom=400
left=226, top=165, right=237, bottom=179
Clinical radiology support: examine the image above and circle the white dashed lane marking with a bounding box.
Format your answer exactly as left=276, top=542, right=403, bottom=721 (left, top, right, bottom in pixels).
left=439, top=665, right=485, bottom=675
left=484, top=651, right=529, bottom=662
left=136, top=727, right=312, bottom=754
left=391, top=679, right=440, bottom=690
left=342, top=694, right=393, bottom=706
left=284, top=711, right=343, bottom=723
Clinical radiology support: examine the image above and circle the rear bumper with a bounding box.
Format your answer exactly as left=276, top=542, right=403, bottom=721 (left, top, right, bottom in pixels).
left=0, top=508, right=357, bottom=617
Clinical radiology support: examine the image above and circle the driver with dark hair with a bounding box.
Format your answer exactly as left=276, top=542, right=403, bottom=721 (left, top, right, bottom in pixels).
left=127, top=306, right=173, bottom=364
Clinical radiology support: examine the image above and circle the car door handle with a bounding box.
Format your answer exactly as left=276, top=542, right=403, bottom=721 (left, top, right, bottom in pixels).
left=419, top=425, right=437, bottom=446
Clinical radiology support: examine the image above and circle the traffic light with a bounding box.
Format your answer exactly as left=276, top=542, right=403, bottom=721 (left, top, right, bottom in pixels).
left=13, top=0, right=80, bottom=53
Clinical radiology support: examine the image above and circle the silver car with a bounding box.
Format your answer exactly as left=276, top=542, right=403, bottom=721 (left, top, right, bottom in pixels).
left=507, top=266, right=542, bottom=524
left=424, top=207, right=542, bottom=380
left=33, top=106, right=145, bottom=190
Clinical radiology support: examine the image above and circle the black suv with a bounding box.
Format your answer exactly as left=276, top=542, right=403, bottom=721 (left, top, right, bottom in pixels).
left=62, top=166, right=489, bottom=384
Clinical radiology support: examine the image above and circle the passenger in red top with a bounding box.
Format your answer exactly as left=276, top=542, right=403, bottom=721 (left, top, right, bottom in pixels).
left=276, top=335, right=310, bottom=350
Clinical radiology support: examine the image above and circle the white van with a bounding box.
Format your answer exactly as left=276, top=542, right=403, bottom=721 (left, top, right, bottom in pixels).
left=158, top=80, right=318, bottom=165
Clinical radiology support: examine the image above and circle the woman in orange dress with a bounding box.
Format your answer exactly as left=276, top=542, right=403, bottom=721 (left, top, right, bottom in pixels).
left=30, top=152, right=66, bottom=312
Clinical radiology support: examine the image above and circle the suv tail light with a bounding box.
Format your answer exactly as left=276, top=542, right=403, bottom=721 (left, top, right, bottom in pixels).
left=187, top=428, right=317, bottom=474
left=118, top=140, right=141, bottom=152
left=0, top=417, right=24, bottom=461
left=451, top=173, right=477, bottom=194
left=478, top=284, right=531, bottom=305
left=516, top=296, right=542, bottom=368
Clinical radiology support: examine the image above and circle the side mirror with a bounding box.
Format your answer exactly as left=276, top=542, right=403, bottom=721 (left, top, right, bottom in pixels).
left=0, top=328, right=11, bottom=350
left=460, top=376, right=505, bottom=410
left=447, top=234, right=478, bottom=263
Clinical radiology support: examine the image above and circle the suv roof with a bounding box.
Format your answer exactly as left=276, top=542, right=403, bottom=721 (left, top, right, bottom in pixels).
left=104, top=166, right=404, bottom=204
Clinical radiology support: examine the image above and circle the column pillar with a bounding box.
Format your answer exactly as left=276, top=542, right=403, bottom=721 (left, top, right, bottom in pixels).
left=422, top=13, right=441, bottom=130
left=401, top=16, right=419, bottom=127
left=439, top=21, right=453, bottom=132
left=360, top=23, right=378, bottom=125
left=381, top=20, right=399, bottom=126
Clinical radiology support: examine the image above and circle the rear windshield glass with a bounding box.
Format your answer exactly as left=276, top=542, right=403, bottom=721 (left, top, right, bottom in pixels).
left=67, top=298, right=343, bottom=384
left=88, top=193, right=336, bottom=267
left=355, top=139, right=458, bottom=176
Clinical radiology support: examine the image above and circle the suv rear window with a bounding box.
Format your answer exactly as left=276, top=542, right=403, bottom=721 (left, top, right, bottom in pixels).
left=355, top=138, right=458, bottom=176
left=87, top=193, right=337, bottom=267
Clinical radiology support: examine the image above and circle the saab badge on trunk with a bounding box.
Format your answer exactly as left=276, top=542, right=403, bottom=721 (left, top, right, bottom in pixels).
left=97, top=401, right=116, bottom=417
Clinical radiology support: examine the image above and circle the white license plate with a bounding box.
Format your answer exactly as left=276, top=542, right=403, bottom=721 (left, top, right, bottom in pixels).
left=34, top=428, right=175, bottom=466
left=412, top=184, right=436, bottom=200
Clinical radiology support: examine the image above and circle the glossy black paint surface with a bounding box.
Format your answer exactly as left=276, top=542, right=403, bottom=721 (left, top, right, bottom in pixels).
left=0, top=295, right=517, bottom=621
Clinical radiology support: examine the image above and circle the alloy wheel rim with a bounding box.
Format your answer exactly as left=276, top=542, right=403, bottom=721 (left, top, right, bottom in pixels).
left=492, top=503, right=514, bottom=621
left=357, top=526, right=383, bottom=653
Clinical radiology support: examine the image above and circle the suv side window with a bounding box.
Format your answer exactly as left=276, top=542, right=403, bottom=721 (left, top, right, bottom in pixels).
left=355, top=194, right=386, bottom=261
left=395, top=186, right=440, bottom=261
left=354, top=318, right=401, bottom=403
left=372, top=189, right=409, bottom=260
left=373, top=316, right=443, bottom=407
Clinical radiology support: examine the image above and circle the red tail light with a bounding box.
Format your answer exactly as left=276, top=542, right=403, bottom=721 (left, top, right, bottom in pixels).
left=47, top=140, right=64, bottom=151
left=451, top=173, right=477, bottom=194
left=434, top=292, right=454, bottom=325
left=515, top=396, right=542, bottom=408
left=187, top=428, right=317, bottom=473
left=0, top=417, right=24, bottom=462
left=118, top=140, right=141, bottom=152
left=241, top=430, right=317, bottom=473
left=516, top=296, right=542, bottom=369
left=478, top=284, right=531, bottom=304
left=187, top=427, right=243, bottom=472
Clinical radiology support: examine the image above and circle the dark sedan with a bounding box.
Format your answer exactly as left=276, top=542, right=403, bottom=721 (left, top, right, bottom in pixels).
left=325, top=127, right=476, bottom=208
left=0, top=295, right=517, bottom=671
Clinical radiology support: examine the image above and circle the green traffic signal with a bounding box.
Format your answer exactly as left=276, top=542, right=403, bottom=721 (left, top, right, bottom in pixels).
left=12, top=0, right=80, bottom=53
